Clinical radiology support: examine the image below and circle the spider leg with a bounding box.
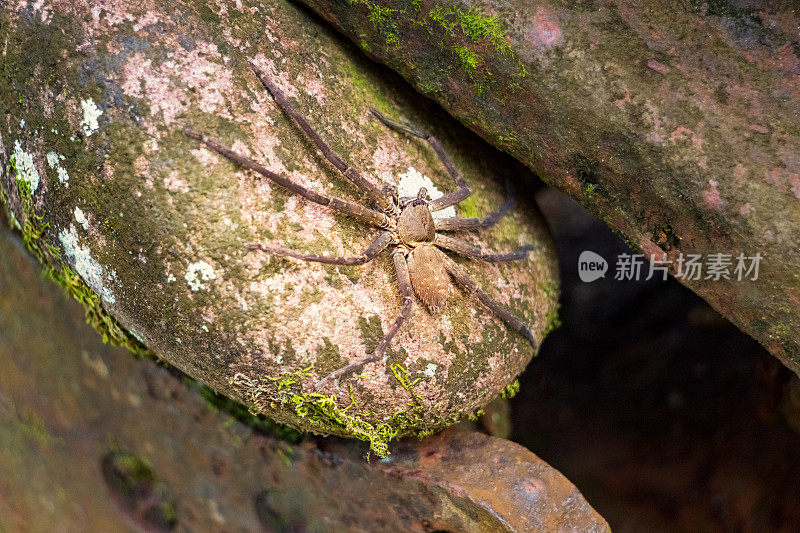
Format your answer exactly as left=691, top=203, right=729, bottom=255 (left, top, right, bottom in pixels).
left=435, top=181, right=515, bottom=231
left=370, top=108, right=471, bottom=212
left=247, top=231, right=393, bottom=266
left=434, top=233, right=533, bottom=263
left=248, top=62, right=391, bottom=211
left=440, top=253, right=537, bottom=347
left=185, top=129, right=389, bottom=228
left=315, top=249, right=414, bottom=390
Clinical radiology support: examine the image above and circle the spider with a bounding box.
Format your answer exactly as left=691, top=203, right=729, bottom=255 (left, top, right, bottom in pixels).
left=185, top=62, right=537, bottom=389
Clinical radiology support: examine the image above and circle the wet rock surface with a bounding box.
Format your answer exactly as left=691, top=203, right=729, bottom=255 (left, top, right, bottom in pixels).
left=0, top=0, right=559, bottom=451
left=298, top=0, right=800, bottom=371
left=0, top=221, right=606, bottom=532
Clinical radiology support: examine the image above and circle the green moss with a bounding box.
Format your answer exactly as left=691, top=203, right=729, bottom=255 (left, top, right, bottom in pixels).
left=357, top=33, right=373, bottom=52
left=444, top=321, right=500, bottom=387
left=349, top=0, right=400, bottom=46
left=429, top=5, right=512, bottom=54
left=458, top=9, right=511, bottom=53
left=262, top=364, right=314, bottom=391
left=456, top=46, right=482, bottom=76
left=199, top=4, right=221, bottom=24
left=428, top=5, right=454, bottom=32
left=4, top=170, right=304, bottom=444
left=342, top=63, right=393, bottom=113
left=542, top=304, right=562, bottom=337
left=467, top=409, right=485, bottom=421
left=346, top=2, right=524, bottom=93
left=357, top=315, right=384, bottom=353
left=314, top=338, right=348, bottom=375
left=497, top=132, right=518, bottom=144
left=231, top=366, right=401, bottom=456
left=427, top=5, right=525, bottom=84
left=231, top=362, right=475, bottom=457
left=388, top=363, right=468, bottom=439
left=2, top=173, right=148, bottom=357
left=192, top=380, right=302, bottom=442
left=499, top=379, right=520, bottom=400
left=290, top=392, right=398, bottom=457
left=391, top=362, right=422, bottom=396
left=770, top=323, right=792, bottom=342
left=457, top=195, right=480, bottom=219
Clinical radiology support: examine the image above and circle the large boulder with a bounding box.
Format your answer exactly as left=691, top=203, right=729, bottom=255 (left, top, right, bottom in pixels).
left=0, top=221, right=608, bottom=531
left=298, top=0, right=800, bottom=371
left=0, top=0, right=558, bottom=454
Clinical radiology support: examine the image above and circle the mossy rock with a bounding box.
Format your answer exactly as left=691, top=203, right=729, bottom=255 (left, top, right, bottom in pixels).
left=0, top=0, right=559, bottom=455
left=300, top=0, right=800, bottom=371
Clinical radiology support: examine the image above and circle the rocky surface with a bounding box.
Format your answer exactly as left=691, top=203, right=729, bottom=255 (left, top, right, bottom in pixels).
left=298, top=0, right=800, bottom=371
left=514, top=188, right=800, bottom=530
left=0, top=221, right=606, bottom=532
left=0, top=0, right=559, bottom=452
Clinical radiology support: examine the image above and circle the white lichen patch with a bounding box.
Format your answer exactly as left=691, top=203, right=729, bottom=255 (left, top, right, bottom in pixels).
left=58, top=224, right=116, bottom=304
left=186, top=261, right=217, bottom=291
left=397, top=167, right=456, bottom=218
left=46, top=151, right=70, bottom=186
left=424, top=363, right=438, bottom=378
left=12, top=140, right=40, bottom=191
left=129, top=328, right=145, bottom=343
left=74, top=206, right=89, bottom=230
left=80, top=98, right=103, bottom=137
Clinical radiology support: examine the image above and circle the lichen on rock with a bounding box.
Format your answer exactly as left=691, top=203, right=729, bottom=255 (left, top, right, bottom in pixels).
left=0, top=0, right=559, bottom=454
left=299, top=0, right=800, bottom=374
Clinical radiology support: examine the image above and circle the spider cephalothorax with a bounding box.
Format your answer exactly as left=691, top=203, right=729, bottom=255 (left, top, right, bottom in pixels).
left=186, top=62, right=536, bottom=388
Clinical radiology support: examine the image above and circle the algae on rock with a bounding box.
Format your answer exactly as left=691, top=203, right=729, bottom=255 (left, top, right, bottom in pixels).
left=300, top=0, right=800, bottom=372
left=0, top=0, right=559, bottom=451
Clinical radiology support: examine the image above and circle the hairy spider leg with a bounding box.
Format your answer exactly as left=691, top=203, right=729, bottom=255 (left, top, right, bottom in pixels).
left=184, top=129, right=390, bottom=228
left=315, top=249, right=415, bottom=389
left=433, top=233, right=534, bottom=263
left=434, top=180, right=515, bottom=231
left=369, top=108, right=472, bottom=212
left=248, top=62, right=392, bottom=212
left=439, top=253, right=537, bottom=348
left=246, top=231, right=393, bottom=265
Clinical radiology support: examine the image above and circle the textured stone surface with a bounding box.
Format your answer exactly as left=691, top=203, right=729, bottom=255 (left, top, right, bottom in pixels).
left=0, top=0, right=558, bottom=451
left=297, top=0, right=800, bottom=371
left=0, top=222, right=606, bottom=532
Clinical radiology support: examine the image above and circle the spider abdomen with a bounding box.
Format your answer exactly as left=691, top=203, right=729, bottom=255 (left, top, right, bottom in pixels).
left=407, top=244, right=451, bottom=314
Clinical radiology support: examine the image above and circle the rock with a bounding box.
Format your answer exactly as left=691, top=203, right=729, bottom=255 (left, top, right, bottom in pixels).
left=297, top=0, right=800, bottom=371
left=0, top=0, right=559, bottom=454
left=0, top=223, right=606, bottom=531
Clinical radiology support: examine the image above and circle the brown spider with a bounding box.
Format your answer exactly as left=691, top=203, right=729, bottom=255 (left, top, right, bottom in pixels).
left=185, top=62, right=536, bottom=388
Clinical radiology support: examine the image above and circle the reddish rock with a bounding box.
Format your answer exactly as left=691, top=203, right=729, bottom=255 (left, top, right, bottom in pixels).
left=0, top=223, right=607, bottom=531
